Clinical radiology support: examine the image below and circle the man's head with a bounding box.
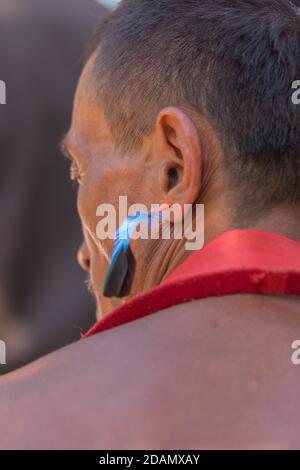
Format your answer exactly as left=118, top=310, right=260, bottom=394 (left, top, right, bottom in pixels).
left=64, top=0, right=300, bottom=317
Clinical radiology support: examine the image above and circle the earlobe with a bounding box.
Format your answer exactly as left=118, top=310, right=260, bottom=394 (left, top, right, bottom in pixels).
left=156, top=107, right=202, bottom=206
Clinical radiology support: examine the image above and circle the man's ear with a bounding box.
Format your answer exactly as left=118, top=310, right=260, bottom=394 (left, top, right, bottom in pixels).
left=155, top=107, right=202, bottom=205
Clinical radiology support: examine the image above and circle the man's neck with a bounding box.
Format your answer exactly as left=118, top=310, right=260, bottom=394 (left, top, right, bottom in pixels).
left=148, top=203, right=300, bottom=289
left=250, top=205, right=300, bottom=243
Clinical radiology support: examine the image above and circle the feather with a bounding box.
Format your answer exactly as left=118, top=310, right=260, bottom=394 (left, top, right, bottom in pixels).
left=103, top=210, right=166, bottom=298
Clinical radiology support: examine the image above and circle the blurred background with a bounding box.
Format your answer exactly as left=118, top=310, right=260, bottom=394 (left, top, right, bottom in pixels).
left=0, top=0, right=113, bottom=373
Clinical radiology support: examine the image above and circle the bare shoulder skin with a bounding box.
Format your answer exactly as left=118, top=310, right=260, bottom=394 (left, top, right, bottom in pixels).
left=0, top=293, right=300, bottom=450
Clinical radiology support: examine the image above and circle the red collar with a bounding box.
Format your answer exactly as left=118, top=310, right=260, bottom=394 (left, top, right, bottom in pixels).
left=84, top=230, right=300, bottom=338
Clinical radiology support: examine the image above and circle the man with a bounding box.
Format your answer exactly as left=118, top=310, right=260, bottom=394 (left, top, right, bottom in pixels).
left=0, top=0, right=300, bottom=449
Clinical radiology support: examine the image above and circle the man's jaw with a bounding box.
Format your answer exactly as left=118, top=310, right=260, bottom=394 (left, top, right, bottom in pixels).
left=85, top=275, right=104, bottom=320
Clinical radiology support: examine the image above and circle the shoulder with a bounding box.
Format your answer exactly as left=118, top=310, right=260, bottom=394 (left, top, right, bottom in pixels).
left=0, top=294, right=300, bottom=449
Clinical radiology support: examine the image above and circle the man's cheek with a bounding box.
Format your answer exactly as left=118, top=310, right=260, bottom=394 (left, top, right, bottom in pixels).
left=77, top=185, right=98, bottom=236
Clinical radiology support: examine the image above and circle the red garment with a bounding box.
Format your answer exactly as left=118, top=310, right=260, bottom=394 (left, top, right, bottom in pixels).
left=84, top=230, right=300, bottom=338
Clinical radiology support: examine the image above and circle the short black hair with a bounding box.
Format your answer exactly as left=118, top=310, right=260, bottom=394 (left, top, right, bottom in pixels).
left=90, top=0, right=300, bottom=218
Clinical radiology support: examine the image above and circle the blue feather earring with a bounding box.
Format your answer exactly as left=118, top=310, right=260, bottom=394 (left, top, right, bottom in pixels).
left=103, top=203, right=171, bottom=298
